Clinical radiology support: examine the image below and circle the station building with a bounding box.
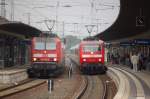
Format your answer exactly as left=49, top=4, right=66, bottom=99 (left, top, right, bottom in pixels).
left=0, top=17, right=41, bottom=68
left=94, top=0, right=150, bottom=70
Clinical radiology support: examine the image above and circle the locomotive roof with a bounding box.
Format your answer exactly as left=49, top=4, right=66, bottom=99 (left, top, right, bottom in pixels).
left=81, top=40, right=104, bottom=44
left=33, top=36, right=61, bottom=42
left=40, top=32, right=59, bottom=38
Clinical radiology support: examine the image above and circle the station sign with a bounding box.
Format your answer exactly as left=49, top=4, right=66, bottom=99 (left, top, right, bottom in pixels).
left=136, top=16, right=146, bottom=27
left=120, top=41, right=135, bottom=46
left=134, top=39, right=150, bottom=45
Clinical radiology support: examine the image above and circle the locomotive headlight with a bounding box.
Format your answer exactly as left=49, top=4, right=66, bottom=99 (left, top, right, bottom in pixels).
left=33, top=58, right=37, bottom=61
left=83, top=59, right=86, bottom=62
left=99, top=59, right=101, bottom=61
left=53, top=58, right=57, bottom=61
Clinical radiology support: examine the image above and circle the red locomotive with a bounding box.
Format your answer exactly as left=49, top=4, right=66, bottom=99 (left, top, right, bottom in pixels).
left=27, top=34, right=64, bottom=77
left=78, top=40, right=107, bottom=74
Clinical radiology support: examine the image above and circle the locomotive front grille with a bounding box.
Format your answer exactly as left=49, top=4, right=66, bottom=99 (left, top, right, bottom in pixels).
left=32, top=62, right=58, bottom=70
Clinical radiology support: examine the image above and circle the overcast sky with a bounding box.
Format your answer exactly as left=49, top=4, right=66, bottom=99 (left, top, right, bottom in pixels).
left=4, top=0, right=120, bottom=39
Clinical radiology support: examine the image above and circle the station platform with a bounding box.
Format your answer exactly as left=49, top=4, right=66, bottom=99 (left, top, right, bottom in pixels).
left=107, top=63, right=150, bottom=99
left=0, top=65, right=29, bottom=84
left=107, top=63, right=150, bottom=83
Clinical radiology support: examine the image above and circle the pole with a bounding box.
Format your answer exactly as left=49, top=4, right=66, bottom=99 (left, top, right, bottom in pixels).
left=1, top=0, right=6, bottom=18
left=73, top=23, right=76, bottom=34
left=90, top=0, right=96, bottom=24
left=23, top=13, right=31, bottom=25
left=10, top=0, right=14, bottom=21
left=27, top=13, right=31, bottom=25
left=48, top=79, right=54, bottom=94
left=68, top=63, right=73, bottom=78
left=62, top=21, right=65, bottom=38
left=96, top=19, right=99, bottom=33
left=56, top=1, right=59, bottom=34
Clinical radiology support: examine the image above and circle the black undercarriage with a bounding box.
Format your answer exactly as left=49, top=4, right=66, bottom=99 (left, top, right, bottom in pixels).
left=27, top=62, right=64, bottom=78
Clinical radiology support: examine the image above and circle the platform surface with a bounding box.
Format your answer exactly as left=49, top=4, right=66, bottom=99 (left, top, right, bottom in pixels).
left=0, top=66, right=28, bottom=84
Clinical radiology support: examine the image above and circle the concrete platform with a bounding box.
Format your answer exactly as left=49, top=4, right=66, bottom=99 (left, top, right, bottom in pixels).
left=107, top=63, right=150, bottom=99
left=0, top=69, right=28, bottom=84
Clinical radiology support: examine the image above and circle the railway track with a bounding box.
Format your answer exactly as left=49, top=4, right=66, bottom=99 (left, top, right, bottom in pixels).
left=99, top=75, right=117, bottom=99
left=79, top=76, right=105, bottom=99
left=69, top=55, right=117, bottom=99
left=0, top=78, right=35, bottom=92
left=0, top=79, right=46, bottom=99
left=72, top=74, right=116, bottom=99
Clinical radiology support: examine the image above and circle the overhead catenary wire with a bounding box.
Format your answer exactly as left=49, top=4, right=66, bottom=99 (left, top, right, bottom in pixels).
left=5, top=0, right=120, bottom=38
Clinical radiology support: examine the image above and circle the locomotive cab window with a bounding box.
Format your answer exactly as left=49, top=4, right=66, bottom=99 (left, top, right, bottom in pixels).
left=46, top=42, right=56, bottom=50
left=34, top=38, right=45, bottom=50
left=82, top=44, right=101, bottom=52
left=34, top=38, right=57, bottom=50
left=46, top=38, right=56, bottom=50
left=34, top=42, right=45, bottom=50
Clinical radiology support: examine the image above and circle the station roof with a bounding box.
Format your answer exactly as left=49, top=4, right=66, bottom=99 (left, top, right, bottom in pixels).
left=0, top=18, right=41, bottom=38
left=95, top=0, right=150, bottom=41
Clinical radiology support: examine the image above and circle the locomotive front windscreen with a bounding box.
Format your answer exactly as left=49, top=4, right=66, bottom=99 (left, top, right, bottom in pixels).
left=82, top=44, right=101, bottom=52
left=35, top=42, right=45, bottom=50
left=34, top=38, right=56, bottom=50
left=46, top=38, right=56, bottom=50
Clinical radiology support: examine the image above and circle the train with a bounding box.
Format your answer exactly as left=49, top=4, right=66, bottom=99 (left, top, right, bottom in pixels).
left=27, top=34, right=65, bottom=77
left=78, top=40, right=107, bottom=74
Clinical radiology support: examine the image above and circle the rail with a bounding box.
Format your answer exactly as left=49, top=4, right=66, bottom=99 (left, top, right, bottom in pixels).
left=0, top=79, right=46, bottom=98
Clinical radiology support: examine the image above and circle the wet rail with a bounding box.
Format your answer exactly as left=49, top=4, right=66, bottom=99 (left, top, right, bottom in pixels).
left=72, top=75, right=114, bottom=99
left=0, top=78, right=35, bottom=92
left=69, top=55, right=116, bottom=99
left=99, top=74, right=117, bottom=99
left=0, top=79, right=46, bottom=98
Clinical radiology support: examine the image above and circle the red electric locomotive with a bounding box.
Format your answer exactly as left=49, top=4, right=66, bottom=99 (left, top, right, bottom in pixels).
left=27, top=35, right=64, bottom=77
left=79, top=40, right=107, bottom=74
